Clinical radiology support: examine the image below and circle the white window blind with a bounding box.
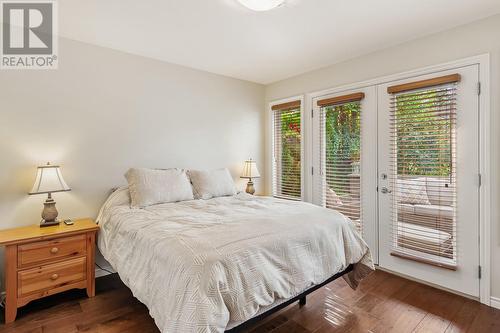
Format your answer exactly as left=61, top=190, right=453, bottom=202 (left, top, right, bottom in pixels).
left=387, top=74, right=460, bottom=269
left=316, top=93, right=364, bottom=232
left=272, top=101, right=302, bottom=200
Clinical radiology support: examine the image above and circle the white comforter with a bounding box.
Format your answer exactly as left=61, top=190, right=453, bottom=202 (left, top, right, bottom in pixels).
left=97, top=192, right=374, bottom=333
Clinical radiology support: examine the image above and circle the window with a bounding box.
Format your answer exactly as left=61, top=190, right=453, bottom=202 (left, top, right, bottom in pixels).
left=272, top=100, right=302, bottom=200
left=387, top=74, right=459, bottom=268
left=316, top=93, right=364, bottom=232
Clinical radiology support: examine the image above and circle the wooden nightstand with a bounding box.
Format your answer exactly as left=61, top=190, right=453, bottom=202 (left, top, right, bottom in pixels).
left=0, top=218, right=99, bottom=323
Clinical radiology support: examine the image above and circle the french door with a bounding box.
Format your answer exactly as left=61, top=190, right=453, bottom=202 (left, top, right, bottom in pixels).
left=312, top=65, right=480, bottom=297
left=312, top=86, right=378, bottom=258
left=378, top=65, right=479, bottom=297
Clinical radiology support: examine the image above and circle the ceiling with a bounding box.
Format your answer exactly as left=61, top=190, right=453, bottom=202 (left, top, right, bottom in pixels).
left=58, top=0, right=500, bottom=84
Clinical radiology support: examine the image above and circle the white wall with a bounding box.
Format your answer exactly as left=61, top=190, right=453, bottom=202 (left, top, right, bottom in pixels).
left=265, top=14, right=500, bottom=299
left=0, top=38, right=265, bottom=277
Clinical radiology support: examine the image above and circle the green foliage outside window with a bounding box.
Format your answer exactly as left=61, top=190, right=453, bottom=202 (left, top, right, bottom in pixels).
left=279, top=110, right=301, bottom=198
left=324, top=103, right=361, bottom=196
left=395, top=89, right=453, bottom=177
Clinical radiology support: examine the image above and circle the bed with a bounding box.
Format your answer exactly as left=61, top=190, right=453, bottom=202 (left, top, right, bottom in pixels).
left=97, top=188, right=374, bottom=332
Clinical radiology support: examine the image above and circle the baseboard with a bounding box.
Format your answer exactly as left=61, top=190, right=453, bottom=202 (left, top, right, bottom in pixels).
left=491, top=297, right=500, bottom=310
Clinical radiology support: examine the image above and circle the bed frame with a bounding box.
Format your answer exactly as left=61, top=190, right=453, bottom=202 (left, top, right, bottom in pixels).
left=225, top=264, right=354, bottom=332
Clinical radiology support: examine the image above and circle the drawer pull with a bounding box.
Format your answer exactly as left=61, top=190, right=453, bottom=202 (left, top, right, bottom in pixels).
left=50, top=247, right=59, bottom=254
left=50, top=273, right=59, bottom=281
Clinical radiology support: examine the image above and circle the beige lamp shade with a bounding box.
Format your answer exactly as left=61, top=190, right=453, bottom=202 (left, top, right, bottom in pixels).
left=240, top=159, right=260, bottom=179
left=29, top=163, right=71, bottom=195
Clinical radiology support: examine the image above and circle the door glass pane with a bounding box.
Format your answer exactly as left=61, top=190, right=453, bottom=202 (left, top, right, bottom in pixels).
left=320, top=102, right=362, bottom=231
left=391, top=84, right=457, bottom=266
left=273, top=107, right=302, bottom=199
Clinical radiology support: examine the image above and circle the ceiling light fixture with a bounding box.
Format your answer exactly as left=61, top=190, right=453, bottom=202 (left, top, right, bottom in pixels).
left=237, top=0, right=285, bottom=11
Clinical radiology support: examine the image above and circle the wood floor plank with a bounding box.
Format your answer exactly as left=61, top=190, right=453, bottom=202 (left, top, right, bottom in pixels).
left=269, top=320, right=309, bottom=333
left=291, top=292, right=351, bottom=332
left=0, top=300, right=82, bottom=333
left=414, top=313, right=453, bottom=333
left=311, top=309, right=379, bottom=333
left=365, top=275, right=419, bottom=320
left=368, top=282, right=428, bottom=333
left=372, top=302, right=427, bottom=333
left=247, top=313, right=290, bottom=333
left=412, top=287, right=466, bottom=333
left=466, top=303, right=500, bottom=332
left=444, top=298, right=482, bottom=333
left=1, top=270, right=499, bottom=333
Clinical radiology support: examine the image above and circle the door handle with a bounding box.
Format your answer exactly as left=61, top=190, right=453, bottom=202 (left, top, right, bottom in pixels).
left=380, top=187, right=392, bottom=194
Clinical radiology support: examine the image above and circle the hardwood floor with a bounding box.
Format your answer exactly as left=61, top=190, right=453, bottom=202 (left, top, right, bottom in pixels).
left=1, top=270, right=499, bottom=332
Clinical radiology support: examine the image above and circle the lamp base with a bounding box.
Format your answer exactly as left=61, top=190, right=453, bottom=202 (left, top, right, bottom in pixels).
left=40, top=219, right=60, bottom=227
left=245, top=179, right=256, bottom=195
left=40, top=193, right=59, bottom=227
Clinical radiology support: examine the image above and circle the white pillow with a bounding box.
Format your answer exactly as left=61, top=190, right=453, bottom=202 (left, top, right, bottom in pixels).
left=188, top=168, right=237, bottom=199
left=105, top=186, right=131, bottom=207
left=396, top=178, right=431, bottom=205
left=125, top=168, right=194, bottom=208
left=96, top=186, right=131, bottom=224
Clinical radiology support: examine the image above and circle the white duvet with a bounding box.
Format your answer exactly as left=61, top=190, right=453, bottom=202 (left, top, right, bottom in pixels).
left=97, top=190, right=374, bottom=333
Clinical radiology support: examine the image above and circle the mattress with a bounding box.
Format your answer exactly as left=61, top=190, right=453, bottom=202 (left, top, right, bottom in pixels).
left=97, top=191, right=374, bottom=332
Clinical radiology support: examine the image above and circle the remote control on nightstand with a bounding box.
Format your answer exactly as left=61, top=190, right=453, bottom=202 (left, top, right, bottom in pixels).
left=63, top=219, right=74, bottom=225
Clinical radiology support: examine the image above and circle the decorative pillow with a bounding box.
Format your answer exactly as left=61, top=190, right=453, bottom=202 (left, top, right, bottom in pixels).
left=106, top=186, right=131, bottom=207
left=96, top=186, right=131, bottom=224
left=125, top=168, right=194, bottom=208
left=188, top=168, right=237, bottom=199
left=396, top=178, right=431, bottom=205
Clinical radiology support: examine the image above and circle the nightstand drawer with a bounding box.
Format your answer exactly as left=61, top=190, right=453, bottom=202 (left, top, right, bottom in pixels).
left=18, top=235, right=86, bottom=268
left=18, top=257, right=86, bottom=297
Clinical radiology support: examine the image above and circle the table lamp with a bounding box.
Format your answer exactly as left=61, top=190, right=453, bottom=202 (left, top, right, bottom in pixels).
left=240, top=159, right=260, bottom=195
left=29, top=162, right=71, bottom=227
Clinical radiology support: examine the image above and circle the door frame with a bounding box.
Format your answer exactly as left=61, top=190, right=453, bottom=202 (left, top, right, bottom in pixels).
left=305, top=54, right=491, bottom=305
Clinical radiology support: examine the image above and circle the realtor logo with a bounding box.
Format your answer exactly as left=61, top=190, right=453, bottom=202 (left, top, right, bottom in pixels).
left=1, top=0, right=58, bottom=69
